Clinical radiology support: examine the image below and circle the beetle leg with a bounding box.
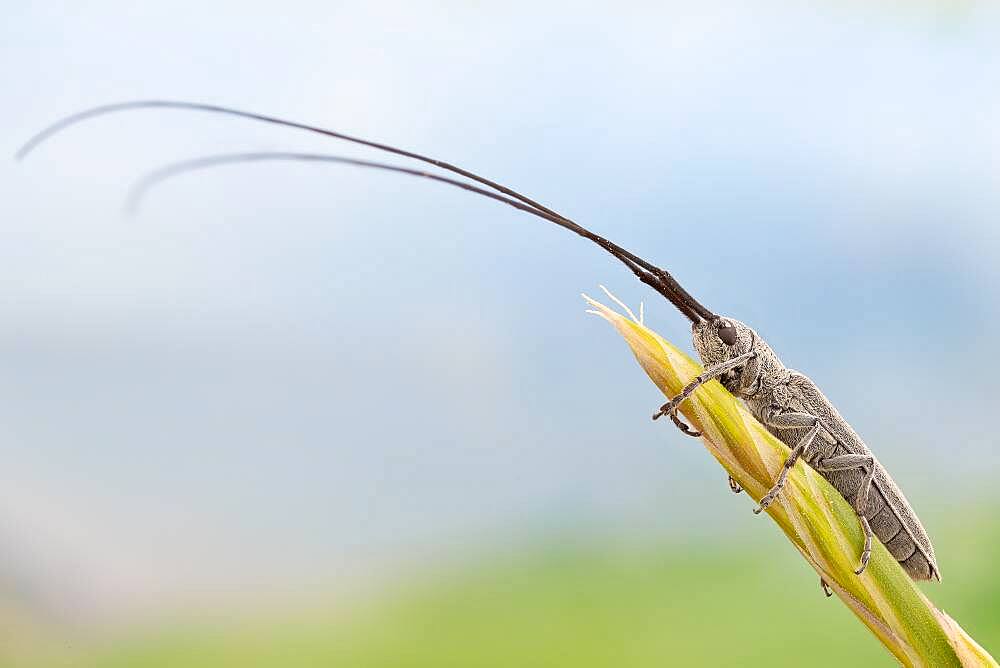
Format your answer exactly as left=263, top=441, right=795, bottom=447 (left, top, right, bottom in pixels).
left=820, top=577, right=833, bottom=597
left=728, top=475, right=742, bottom=494
left=668, top=411, right=701, bottom=438
left=754, top=415, right=823, bottom=514
left=652, top=352, right=754, bottom=428
left=812, top=453, right=877, bottom=575
left=855, top=516, right=873, bottom=575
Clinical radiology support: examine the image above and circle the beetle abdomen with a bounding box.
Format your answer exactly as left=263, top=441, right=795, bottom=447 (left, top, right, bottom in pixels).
left=820, top=444, right=939, bottom=581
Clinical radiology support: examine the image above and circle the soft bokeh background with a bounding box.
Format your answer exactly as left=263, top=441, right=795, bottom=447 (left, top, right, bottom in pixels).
left=3, top=1, right=1000, bottom=665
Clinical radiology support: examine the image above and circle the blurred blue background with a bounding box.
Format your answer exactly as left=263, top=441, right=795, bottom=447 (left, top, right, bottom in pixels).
left=3, top=1, right=1000, bottom=665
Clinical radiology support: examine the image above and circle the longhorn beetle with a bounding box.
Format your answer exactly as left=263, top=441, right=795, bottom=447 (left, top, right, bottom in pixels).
left=17, top=100, right=940, bottom=592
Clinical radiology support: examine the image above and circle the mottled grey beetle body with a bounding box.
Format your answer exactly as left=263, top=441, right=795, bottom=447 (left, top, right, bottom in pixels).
left=690, top=317, right=939, bottom=581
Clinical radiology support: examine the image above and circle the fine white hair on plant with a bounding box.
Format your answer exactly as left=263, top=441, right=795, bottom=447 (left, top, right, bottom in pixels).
left=582, top=292, right=617, bottom=323
left=598, top=285, right=642, bottom=324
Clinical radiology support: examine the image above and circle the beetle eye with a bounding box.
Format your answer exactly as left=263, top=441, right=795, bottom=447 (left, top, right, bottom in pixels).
left=718, top=323, right=737, bottom=346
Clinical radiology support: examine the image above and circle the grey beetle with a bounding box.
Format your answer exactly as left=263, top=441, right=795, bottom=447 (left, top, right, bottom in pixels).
left=659, top=315, right=939, bottom=589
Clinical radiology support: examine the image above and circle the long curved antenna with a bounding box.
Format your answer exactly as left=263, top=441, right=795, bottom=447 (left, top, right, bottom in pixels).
left=17, top=100, right=716, bottom=322
left=17, top=100, right=571, bottom=223
left=128, top=151, right=707, bottom=323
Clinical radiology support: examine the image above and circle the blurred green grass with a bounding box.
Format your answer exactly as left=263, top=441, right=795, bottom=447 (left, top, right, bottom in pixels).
left=6, top=510, right=998, bottom=668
